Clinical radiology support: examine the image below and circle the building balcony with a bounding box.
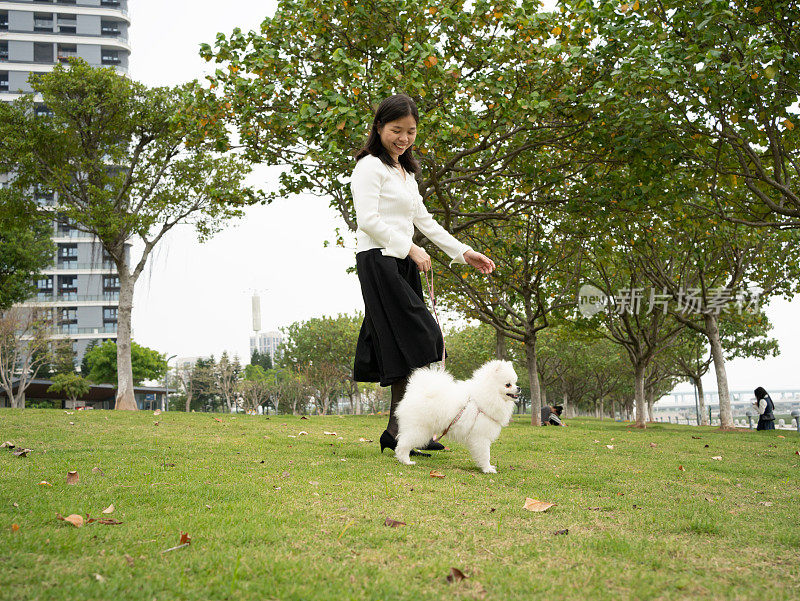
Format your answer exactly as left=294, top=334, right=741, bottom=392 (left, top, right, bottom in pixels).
left=25, top=292, right=120, bottom=306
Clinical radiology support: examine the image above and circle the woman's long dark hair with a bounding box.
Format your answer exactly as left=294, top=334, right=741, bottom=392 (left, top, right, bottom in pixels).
left=754, top=387, right=768, bottom=400
left=354, top=94, right=421, bottom=175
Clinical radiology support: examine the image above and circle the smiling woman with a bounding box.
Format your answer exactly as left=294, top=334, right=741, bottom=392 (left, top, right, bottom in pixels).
left=349, top=93, right=496, bottom=453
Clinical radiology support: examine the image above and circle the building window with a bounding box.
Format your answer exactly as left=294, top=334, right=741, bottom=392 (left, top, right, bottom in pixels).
left=103, top=307, right=118, bottom=325
left=34, top=14, right=54, bottom=32
left=60, top=307, right=78, bottom=325
left=101, top=20, right=121, bottom=36
left=101, top=49, right=120, bottom=65
left=0, top=72, right=8, bottom=93
left=36, top=277, right=54, bottom=299
left=103, top=276, right=120, bottom=292
left=35, top=104, right=53, bottom=118
left=59, top=275, right=78, bottom=298
left=101, top=0, right=121, bottom=7
left=57, top=15, right=77, bottom=35
left=34, top=43, right=54, bottom=64
left=58, top=243, right=78, bottom=266
left=0, top=42, right=7, bottom=61
left=0, top=12, right=8, bottom=31
left=57, top=44, right=77, bottom=63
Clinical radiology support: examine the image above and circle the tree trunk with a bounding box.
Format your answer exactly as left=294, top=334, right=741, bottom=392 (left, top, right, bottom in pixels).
left=704, top=313, right=733, bottom=429
left=115, top=269, right=137, bottom=410
left=12, top=390, right=25, bottom=409
left=599, top=398, right=605, bottom=420
left=646, top=386, right=655, bottom=423
left=495, top=330, right=507, bottom=360
left=525, top=338, right=542, bottom=426
left=541, top=387, right=547, bottom=408
left=562, top=390, right=569, bottom=418
left=354, top=383, right=361, bottom=415
left=696, top=377, right=708, bottom=426
left=185, top=390, right=193, bottom=413
left=633, top=362, right=647, bottom=428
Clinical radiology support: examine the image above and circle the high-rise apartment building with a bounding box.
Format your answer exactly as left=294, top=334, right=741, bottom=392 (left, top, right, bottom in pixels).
left=250, top=330, right=283, bottom=365
left=1, top=0, right=132, bottom=364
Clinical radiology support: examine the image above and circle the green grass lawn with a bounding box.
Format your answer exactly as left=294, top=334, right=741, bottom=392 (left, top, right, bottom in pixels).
left=1, top=409, right=799, bottom=601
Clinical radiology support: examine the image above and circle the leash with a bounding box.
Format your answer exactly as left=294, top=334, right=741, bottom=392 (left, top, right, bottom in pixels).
left=422, top=269, right=446, bottom=369
left=434, top=399, right=505, bottom=442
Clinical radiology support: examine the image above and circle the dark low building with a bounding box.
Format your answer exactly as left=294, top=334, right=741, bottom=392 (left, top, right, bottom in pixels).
left=0, top=378, right=166, bottom=410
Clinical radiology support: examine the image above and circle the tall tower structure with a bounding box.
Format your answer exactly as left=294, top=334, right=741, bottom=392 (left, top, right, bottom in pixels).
left=1, top=0, right=132, bottom=365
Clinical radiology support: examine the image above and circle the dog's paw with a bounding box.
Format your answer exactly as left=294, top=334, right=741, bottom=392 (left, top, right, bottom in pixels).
left=482, top=465, right=497, bottom=474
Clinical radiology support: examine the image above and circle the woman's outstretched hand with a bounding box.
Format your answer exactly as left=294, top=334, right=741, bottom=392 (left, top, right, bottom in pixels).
left=464, top=250, right=495, bottom=274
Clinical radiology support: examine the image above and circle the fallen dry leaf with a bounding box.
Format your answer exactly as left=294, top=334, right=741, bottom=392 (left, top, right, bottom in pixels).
left=323, top=431, right=338, bottom=436
left=12, top=449, right=32, bottom=457
left=523, top=498, right=555, bottom=512
left=446, top=567, right=467, bottom=583
left=96, top=518, right=123, bottom=525
left=94, top=573, right=106, bottom=583
left=39, top=481, right=52, bottom=486
left=553, top=528, right=569, bottom=535
left=778, top=435, right=785, bottom=439
left=1, top=441, right=14, bottom=448
left=213, top=417, right=222, bottom=422
left=57, top=513, right=84, bottom=528
left=179, top=532, right=191, bottom=545
left=67, top=471, right=79, bottom=485
left=593, top=439, right=600, bottom=443
left=298, top=431, right=308, bottom=435
left=759, top=501, right=774, bottom=507
left=300, top=416, right=309, bottom=420
left=12, top=502, right=18, bottom=508
left=92, top=467, right=105, bottom=476
left=124, top=554, right=134, bottom=567
left=649, top=443, right=658, bottom=448
left=795, top=451, right=799, bottom=456
left=606, top=445, right=614, bottom=450
left=102, top=504, right=114, bottom=514
left=384, top=517, right=406, bottom=528
left=704, top=496, right=714, bottom=503
left=358, top=437, right=374, bottom=442
left=153, top=421, right=160, bottom=426
left=153, top=409, right=162, bottom=416
left=712, top=456, right=723, bottom=461
left=678, top=465, right=686, bottom=472
left=11, top=524, right=19, bottom=532
left=429, top=470, right=446, bottom=478
left=205, top=504, right=212, bottom=509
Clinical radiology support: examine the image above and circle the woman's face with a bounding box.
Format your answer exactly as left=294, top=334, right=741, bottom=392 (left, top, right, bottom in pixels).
left=377, top=114, right=417, bottom=162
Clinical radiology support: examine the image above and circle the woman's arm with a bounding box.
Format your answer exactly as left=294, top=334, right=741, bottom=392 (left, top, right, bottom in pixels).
left=351, top=159, right=412, bottom=258
left=412, top=194, right=472, bottom=266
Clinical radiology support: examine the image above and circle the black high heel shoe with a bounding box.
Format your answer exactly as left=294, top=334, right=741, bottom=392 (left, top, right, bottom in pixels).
left=379, top=430, right=431, bottom=457
left=418, top=439, right=445, bottom=451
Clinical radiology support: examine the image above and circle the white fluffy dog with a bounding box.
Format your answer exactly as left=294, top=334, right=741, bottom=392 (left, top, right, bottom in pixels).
left=394, top=360, right=520, bottom=473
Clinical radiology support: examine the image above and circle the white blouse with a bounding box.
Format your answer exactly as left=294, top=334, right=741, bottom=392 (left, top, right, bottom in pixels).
left=351, top=154, right=472, bottom=265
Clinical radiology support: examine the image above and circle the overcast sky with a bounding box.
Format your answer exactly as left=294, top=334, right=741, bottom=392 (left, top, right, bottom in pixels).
left=126, top=1, right=800, bottom=395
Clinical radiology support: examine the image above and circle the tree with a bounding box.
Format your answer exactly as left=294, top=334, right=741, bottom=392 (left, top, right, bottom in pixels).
left=47, top=373, right=90, bottom=408
left=83, top=340, right=167, bottom=386
left=0, top=190, right=54, bottom=310
left=570, top=0, right=800, bottom=227
left=0, top=59, right=259, bottom=410
left=0, top=308, right=53, bottom=408
left=279, top=314, right=361, bottom=415
left=175, top=358, right=215, bottom=412
left=216, top=352, right=243, bottom=413
left=250, top=349, right=272, bottom=370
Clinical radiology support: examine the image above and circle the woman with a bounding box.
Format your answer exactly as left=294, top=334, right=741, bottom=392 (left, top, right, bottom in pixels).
left=753, top=387, right=776, bottom=431
left=350, top=94, right=495, bottom=454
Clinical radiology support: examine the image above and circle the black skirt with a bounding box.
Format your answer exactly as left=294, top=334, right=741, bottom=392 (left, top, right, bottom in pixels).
left=353, top=249, right=444, bottom=386
left=756, top=417, right=775, bottom=431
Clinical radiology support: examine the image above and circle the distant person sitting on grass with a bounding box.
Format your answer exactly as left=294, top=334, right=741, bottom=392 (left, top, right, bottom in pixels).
left=753, top=387, right=776, bottom=431
left=541, top=405, right=566, bottom=426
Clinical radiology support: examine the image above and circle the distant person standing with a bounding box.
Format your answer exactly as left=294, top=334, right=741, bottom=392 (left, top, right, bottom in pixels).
left=753, top=387, right=776, bottom=431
